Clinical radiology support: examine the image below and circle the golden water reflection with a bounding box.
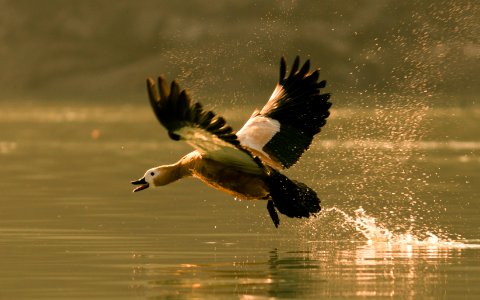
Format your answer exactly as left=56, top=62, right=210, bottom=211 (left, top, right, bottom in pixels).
left=133, top=240, right=478, bottom=299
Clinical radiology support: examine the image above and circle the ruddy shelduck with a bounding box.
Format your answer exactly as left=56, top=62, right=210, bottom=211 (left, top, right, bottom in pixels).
left=132, top=57, right=332, bottom=227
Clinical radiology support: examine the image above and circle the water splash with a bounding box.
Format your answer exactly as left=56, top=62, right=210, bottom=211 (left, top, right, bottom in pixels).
left=306, top=206, right=476, bottom=248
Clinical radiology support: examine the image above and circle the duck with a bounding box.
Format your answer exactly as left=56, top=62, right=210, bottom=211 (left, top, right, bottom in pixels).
left=131, top=56, right=332, bottom=227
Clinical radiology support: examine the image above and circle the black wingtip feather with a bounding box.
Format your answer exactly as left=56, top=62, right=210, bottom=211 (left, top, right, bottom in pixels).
left=169, top=80, right=180, bottom=101
left=317, top=80, right=327, bottom=89
left=290, top=56, right=300, bottom=76
left=157, top=76, right=169, bottom=100
left=147, top=78, right=162, bottom=122
left=299, top=59, right=310, bottom=77
left=146, top=78, right=158, bottom=100
left=309, top=69, right=319, bottom=83
left=280, top=57, right=287, bottom=82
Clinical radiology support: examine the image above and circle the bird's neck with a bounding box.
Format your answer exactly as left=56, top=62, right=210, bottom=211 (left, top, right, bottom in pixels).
left=152, top=164, right=188, bottom=186
left=153, top=152, right=199, bottom=186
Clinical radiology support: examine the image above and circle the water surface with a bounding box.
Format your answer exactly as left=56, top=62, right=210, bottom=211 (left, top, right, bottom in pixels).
left=0, top=104, right=479, bottom=299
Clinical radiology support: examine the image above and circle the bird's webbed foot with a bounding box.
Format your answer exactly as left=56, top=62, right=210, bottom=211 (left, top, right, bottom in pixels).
left=267, top=200, right=280, bottom=228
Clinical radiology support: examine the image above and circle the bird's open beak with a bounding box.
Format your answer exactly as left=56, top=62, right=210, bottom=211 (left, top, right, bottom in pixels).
left=131, top=177, right=149, bottom=192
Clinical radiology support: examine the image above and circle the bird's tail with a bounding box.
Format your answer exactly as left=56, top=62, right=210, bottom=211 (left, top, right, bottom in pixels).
left=265, top=168, right=321, bottom=224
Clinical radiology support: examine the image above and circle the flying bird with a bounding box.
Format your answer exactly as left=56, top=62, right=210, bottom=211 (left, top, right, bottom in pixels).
left=131, top=56, right=332, bottom=227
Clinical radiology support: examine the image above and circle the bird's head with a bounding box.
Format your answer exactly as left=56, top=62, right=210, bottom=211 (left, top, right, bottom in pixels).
left=131, top=165, right=179, bottom=192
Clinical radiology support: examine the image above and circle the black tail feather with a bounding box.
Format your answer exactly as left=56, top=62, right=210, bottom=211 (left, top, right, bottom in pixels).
left=266, top=169, right=321, bottom=222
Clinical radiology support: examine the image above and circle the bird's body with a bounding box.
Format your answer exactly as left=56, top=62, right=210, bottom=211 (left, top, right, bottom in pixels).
left=132, top=57, right=332, bottom=227
left=190, top=154, right=270, bottom=200
left=169, top=150, right=270, bottom=200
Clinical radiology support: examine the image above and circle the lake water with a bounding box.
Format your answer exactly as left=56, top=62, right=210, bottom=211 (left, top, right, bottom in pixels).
left=0, top=103, right=479, bottom=299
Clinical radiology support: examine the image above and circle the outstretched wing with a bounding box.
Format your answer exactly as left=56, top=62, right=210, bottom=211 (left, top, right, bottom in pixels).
left=147, top=76, right=262, bottom=174
left=237, top=56, right=332, bottom=169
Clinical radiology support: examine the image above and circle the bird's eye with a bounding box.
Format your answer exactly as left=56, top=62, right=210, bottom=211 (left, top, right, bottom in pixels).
left=150, top=172, right=155, bottom=176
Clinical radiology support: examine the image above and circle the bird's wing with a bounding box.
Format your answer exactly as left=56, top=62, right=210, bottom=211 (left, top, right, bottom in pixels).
left=147, top=77, right=262, bottom=174
left=237, top=56, right=332, bottom=169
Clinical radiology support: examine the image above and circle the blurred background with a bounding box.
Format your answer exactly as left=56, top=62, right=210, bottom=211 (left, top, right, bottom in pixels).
left=0, top=0, right=478, bottom=105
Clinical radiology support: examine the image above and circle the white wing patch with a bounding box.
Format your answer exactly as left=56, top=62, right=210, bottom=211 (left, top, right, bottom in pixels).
left=175, top=126, right=262, bottom=174
left=237, top=116, right=280, bottom=159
